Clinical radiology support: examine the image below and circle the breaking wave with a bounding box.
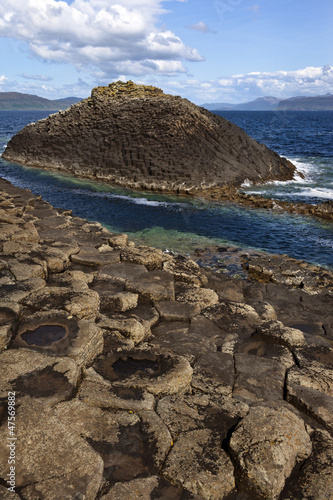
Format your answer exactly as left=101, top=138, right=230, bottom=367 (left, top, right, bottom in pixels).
left=296, top=187, right=333, bottom=200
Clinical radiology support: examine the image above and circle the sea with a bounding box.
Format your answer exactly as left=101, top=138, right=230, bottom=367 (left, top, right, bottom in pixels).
left=0, top=109, right=333, bottom=270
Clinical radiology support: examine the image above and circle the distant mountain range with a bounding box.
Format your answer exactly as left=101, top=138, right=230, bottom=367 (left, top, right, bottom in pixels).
left=277, top=94, right=333, bottom=111
left=1, top=90, right=332, bottom=112
left=0, top=92, right=82, bottom=110
left=202, top=93, right=333, bottom=111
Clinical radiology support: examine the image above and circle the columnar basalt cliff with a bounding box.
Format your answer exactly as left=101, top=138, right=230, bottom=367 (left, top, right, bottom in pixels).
left=3, top=81, right=296, bottom=194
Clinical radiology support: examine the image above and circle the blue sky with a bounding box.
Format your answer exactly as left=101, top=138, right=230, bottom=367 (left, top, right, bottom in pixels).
left=0, top=0, right=332, bottom=103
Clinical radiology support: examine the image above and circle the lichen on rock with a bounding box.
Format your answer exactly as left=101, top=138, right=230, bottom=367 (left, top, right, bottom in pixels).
left=91, top=80, right=169, bottom=99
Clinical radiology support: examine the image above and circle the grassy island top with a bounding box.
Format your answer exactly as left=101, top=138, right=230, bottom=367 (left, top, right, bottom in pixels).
left=91, top=80, right=174, bottom=99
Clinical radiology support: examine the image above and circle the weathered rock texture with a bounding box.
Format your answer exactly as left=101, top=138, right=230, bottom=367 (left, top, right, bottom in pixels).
left=3, top=81, right=296, bottom=194
left=0, top=177, right=333, bottom=499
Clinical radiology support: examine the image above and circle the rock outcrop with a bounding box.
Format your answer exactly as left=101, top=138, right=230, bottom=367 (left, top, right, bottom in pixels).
left=232, top=191, right=333, bottom=222
left=0, top=177, right=333, bottom=499
left=3, top=81, right=296, bottom=195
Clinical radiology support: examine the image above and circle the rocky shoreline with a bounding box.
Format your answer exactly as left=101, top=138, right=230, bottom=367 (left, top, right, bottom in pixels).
left=201, top=186, right=333, bottom=222
left=3, top=80, right=333, bottom=223
left=0, top=176, right=333, bottom=499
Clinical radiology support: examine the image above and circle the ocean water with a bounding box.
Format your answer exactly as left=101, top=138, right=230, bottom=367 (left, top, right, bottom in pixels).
left=215, top=110, right=333, bottom=204
left=0, top=109, right=333, bottom=269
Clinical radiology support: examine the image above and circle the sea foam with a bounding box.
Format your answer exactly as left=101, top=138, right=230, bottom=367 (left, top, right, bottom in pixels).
left=73, top=188, right=188, bottom=210
left=297, top=187, right=333, bottom=200
left=289, top=158, right=318, bottom=180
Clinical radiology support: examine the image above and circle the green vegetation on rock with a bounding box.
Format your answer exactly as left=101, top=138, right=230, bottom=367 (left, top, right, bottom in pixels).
left=91, top=80, right=172, bottom=99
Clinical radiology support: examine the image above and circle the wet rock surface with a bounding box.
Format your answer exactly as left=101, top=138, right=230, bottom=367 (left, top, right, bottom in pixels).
left=0, top=177, right=332, bottom=498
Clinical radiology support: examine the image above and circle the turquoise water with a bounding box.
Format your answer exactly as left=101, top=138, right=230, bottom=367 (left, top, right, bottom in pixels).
left=1, top=110, right=333, bottom=268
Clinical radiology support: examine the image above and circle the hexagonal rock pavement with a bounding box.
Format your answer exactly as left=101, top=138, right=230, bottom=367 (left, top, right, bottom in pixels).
left=0, top=178, right=333, bottom=499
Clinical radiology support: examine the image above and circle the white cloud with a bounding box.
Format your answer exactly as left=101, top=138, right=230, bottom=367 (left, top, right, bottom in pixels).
left=0, top=76, right=93, bottom=99
left=19, top=73, right=53, bottom=81
left=160, top=66, right=333, bottom=104
left=247, top=4, right=260, bottom=13
left=2, top=61, right=332, bottom=105
left=186, top=21, right=210, bottom=33
left=218, top=78, right=233, bottom=87
left=217, top=66, right=333, bottom=100
left=0, top=0, right=204, bottom=77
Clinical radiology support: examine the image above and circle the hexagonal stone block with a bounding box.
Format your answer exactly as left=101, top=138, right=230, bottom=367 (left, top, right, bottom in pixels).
left=0, top=348, right=80, bottom=406
left=229, top=405, right=312, bottom=499
left=163, top=429, right=235, bottom=499
left=0, top=400, right=103, bottom=499
left=120, top=246, right=163, bottom=270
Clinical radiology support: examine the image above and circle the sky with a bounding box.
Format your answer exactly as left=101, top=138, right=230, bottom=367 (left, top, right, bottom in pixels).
left=0, top=0, right=332, bottom=104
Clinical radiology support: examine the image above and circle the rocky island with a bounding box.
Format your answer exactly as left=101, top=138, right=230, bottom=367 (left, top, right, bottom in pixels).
left=3, top=81, right=296, bottom=195
left=4, top=80, right=333, bottom=221
left=0, top=177, right=333, bottom=499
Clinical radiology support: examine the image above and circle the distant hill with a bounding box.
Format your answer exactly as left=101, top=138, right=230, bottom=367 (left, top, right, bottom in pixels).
left=0, top=92, right=82, bottom=111
left=200, top=102, right=236, bottom=111
left=277, top=94, right=333, bottom=111
left=201, top=96, right=281, bottom=111
left=201, top=93, right=333, bottom=112
left=235, top=96, right=282, bottom=111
